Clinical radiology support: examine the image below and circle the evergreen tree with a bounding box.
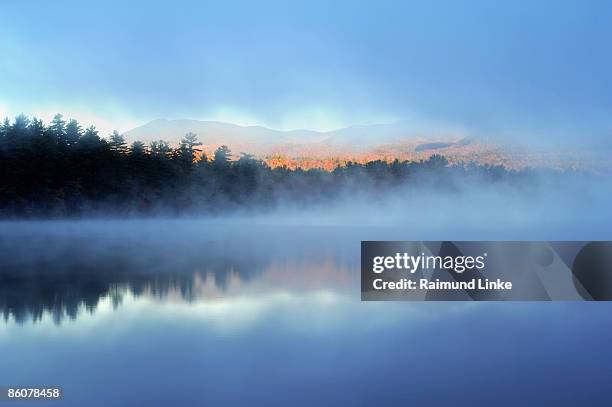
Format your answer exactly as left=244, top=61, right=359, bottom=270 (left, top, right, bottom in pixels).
left=48, top=113, right=67, bottom=144
left=108, top=131, right=128, bottom=154
left=28, top=118, right=45, bottom=138
left=75, top=125, right=105, bottom=151
left=83, top=125, right=99, bottom=139
left=176, top=132, right=202, bottom=167
left=0, top=118, right=9, bottom=152
left=65, top=119, right=83, bottom=146
left=11, top=114, right=30, bottom=135
left=0, top=117, right=10, bottom=136
left=150, top=140, right=172, bottom=158
left=129, top=140, right=147, bottom=156
left=213, top=145, right=231, bottom=169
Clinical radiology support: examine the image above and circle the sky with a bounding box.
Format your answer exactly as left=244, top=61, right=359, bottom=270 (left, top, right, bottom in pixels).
left=1, top=0, right=611, bottom=146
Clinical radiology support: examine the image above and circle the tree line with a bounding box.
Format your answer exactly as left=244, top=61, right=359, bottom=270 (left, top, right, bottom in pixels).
left=0, top=114, right=550, bottom=217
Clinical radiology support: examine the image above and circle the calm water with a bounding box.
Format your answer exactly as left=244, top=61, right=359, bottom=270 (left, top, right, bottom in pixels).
left=1, top=219, right=611, bottom=406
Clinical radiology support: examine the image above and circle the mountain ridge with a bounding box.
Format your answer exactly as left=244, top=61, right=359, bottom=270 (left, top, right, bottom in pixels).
left=123, top=118, right=465, bottom=156
left=121, top=118, right=592, bottom=171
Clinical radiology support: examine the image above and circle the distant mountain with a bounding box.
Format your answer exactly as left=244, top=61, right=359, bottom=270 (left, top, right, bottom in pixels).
left=123, top=119, right=464, bottom=158
left=121, top=119, right=594, bottom=170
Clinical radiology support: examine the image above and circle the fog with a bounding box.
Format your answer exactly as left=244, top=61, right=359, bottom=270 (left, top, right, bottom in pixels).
left=258, top=175, right=611, bottom=239
left=2, top=170, right=612, bottom=407
left=126, top=169, right=612, bottom=241
left=3, top=166, right=612, bottom=233
left=0, top=167, right=610, bottom=323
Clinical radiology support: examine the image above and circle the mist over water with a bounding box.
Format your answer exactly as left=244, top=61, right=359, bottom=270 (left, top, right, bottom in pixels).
left=2, top=170, right=611, bottom=322
left=1, top=172, right=611, bottom=406
left=206, top=170, right=612, bottom=240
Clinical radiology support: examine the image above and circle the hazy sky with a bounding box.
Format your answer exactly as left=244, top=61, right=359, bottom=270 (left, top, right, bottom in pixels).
left=1, top=0, right=611, bottom=146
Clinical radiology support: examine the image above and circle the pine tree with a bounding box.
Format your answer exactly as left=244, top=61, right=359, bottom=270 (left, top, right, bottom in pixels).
left=0, top=118, right=10, bottom=138
left=213, top=145, right=231, bottom=169
left=65, top=119, right=83, bottom=146
left=10, top=114, right=30, bottom=137
left=150, top=140, right=172, bottom=158
left=129, top=140, right=147, bottom=156
left=48, top=114, right=67, bottom=145
left=108, top=131, right=128, bottom=154
left=28, top=118, right=45, bottom=138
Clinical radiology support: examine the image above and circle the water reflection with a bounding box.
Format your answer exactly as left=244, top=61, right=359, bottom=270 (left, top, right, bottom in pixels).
left=0, top=220, right=357, bottom=324
left=2, top=221, right=612, bottom=406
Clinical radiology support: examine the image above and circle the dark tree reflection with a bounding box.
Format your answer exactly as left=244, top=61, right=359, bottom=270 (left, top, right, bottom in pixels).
left=0, top=223, right=355, bottom=324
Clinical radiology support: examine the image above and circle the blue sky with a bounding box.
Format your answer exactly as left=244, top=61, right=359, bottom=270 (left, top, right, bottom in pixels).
left=1, top=0, right=611, bottom=145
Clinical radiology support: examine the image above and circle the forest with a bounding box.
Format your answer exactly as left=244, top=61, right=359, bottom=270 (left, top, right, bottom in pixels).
left=0, top=114, right=556, bottom=217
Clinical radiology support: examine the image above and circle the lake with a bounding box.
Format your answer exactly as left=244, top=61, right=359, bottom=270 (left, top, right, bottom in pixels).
left=1, top=219, right=611, bottom=406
